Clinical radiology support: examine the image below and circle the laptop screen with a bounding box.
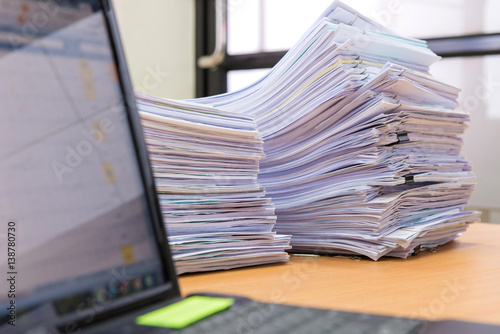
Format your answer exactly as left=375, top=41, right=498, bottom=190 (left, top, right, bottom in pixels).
left=0, top=0, right=170, bottom=327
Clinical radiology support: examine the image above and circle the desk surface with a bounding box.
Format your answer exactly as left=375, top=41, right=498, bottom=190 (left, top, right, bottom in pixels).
left=180, top=222, right=500, bottom=325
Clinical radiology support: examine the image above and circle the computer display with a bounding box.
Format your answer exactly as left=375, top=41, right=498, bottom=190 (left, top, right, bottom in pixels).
left=0, top=0, right=167, bottom=322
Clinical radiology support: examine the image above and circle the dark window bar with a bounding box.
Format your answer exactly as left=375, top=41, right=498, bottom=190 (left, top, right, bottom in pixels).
left=427, top=33, right=500, bottom=58
left=220, top=33, right=500, bottom=72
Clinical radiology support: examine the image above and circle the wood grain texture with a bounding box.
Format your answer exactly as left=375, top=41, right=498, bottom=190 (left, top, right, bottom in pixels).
left=179, top=223, right=500, bottom=325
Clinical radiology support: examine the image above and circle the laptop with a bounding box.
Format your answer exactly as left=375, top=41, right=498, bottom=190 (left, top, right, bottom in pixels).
left=0, top=1, right=498, bottom=333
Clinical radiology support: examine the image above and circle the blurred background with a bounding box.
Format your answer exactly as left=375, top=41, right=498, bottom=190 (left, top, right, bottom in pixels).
left=112, top=0, right=500, bottom=224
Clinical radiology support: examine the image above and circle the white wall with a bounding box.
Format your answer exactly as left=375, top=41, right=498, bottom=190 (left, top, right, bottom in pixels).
left=111, top=0, right=195, bottom=99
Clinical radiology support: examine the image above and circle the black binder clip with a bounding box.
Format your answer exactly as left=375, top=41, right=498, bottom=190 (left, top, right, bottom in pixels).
left=413, top=245, right=422, bottom=256
left=397, top=132, right=409, bottom=143
left=405, top=175, right=415, bottom=184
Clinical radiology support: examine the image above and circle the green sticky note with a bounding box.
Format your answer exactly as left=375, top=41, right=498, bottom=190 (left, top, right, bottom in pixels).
left=135, top=296, right=234, bottom=329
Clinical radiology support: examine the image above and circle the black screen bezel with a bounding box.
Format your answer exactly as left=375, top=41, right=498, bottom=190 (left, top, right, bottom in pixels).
left=57, top=0, right=182, bottom=328
left=100, top=0, right=181, bottom=302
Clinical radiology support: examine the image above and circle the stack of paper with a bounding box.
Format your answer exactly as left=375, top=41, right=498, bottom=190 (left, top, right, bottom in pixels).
left=192, top=1, right=480, bottom=260
left=136, top=93, right=290, bottom=274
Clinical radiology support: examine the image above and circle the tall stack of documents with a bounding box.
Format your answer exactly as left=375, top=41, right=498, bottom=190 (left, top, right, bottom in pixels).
left=193, top=1, right=480, bottom=260
left=136, top=93, right=290, bottom=274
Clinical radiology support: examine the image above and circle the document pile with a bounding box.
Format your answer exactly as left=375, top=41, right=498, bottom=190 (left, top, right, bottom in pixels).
left=193, top=1, right=480, bottom=260
left=136, top=93, right=291, bottom=274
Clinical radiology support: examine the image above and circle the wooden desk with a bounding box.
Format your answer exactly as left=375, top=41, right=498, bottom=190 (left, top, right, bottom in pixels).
left=180, top=223, right=500, bottom=325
